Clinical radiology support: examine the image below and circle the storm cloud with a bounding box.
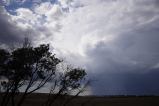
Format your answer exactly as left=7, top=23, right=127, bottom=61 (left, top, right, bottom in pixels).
left=0, top=7, right=25, bottom=45
left=1, top=0, right=159, bottom=95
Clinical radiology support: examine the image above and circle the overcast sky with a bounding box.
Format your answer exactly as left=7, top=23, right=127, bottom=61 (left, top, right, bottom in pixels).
left=1, top=0, right=159, bottom=95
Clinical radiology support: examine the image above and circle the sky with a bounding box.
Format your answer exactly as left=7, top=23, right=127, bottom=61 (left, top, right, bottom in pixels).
left=1, top=0, right=159, bottom=95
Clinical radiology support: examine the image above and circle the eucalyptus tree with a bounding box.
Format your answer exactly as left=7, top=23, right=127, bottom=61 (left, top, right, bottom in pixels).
left=0, top=39, right=88, bottom=106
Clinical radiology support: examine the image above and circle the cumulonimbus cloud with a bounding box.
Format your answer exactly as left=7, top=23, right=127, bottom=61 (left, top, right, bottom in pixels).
left=1, top=0, right=159, bottom=95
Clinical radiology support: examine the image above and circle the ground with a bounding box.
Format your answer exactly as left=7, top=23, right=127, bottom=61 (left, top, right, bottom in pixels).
left=1, top=93, right=159, bottom=106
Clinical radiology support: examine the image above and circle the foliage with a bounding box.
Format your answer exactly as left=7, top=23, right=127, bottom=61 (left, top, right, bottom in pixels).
left=0, top=40, right=88, bottom=106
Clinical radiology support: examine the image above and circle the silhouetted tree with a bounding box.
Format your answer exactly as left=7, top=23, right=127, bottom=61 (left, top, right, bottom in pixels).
left=44, top=65, right=89, bottom=106
left=0, top=39, right=88, bottom=106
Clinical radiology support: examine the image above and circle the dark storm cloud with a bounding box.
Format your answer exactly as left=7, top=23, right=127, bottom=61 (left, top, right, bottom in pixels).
left=0, top=7, right=25, bottom=46
left=84, top=5, right=159, bottom=95
left=85, top=25, right=159, bottom=95
left=91, top=70, right=159, bottom=95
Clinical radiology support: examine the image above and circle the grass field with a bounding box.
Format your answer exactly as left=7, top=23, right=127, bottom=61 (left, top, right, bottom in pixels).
left=1, top=93, right=159, bottom=106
